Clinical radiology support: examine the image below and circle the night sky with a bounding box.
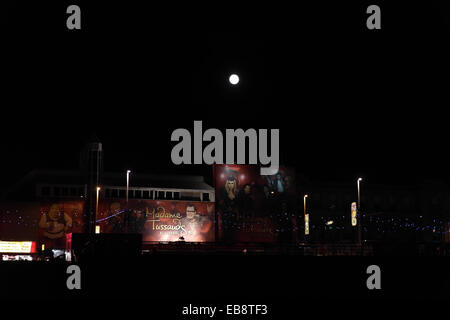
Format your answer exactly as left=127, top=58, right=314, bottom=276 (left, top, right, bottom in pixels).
left=2, top=1, right=450, bottom=190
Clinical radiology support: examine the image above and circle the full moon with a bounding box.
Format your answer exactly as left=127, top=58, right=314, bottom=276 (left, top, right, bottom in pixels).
left=229, top=74, right=239, bottom=85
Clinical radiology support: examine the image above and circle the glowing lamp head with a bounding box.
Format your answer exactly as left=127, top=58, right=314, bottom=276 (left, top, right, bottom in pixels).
left=358, top=178, right=363, bottom=182
left=229, top=74, right=239, bottom=85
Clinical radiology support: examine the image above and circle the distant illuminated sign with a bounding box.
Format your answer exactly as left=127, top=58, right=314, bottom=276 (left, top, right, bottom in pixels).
left=0, top=241, right=36, bottom=253
left=351, top=202, right=357, bottom=226
left=305, top=213, right=310, bottom=235
left=2, top=255, right=33, bottom=261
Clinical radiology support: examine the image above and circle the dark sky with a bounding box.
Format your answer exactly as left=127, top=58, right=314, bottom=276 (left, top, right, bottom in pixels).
left=2, top=1, right=450, bottom=189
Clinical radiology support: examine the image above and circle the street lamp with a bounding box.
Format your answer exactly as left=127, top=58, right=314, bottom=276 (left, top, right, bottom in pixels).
left=304, top=194, right=308, bottom=216
left=357, top=178, right=363, bottom=246
left=304, top=195, right=309, bottom=237
left=96, top=186, right=100, bottom=220
left=126, top=170, right=131, bottom=203
left=357, top=178, right=362, bottom=210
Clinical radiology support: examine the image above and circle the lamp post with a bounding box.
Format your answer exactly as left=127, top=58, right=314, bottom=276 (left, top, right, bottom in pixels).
left=304, top=194, right=308, bottom=216
left=357, top=178, right=362, bottom=246
left=96, top=186, right=100, bottom=221
left=126, top=170, right=131, bottom=203
left=304, top=195, right=309, bottom=239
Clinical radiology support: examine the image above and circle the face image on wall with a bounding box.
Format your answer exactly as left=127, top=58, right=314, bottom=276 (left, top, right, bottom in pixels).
left=98, top=200, right=215, bottom=242
left=0, top=201, right=84, bottom=249
left=214, top=164, right=296, bottom=242
left=38, top=201, right=84, bottom=249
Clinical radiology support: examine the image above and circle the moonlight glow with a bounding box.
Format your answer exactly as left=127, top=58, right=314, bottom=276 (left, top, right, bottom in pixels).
left=229, top=74, right=239, bottom=85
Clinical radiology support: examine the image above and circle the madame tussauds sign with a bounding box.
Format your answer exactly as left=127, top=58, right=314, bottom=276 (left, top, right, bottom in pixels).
left=171, top=121, right=279, bottom=175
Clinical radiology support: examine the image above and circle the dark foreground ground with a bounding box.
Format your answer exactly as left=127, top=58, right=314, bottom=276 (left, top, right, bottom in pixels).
left=1, top=247, right=449, bottom=319
left=1, top=254, right=449, bottom=301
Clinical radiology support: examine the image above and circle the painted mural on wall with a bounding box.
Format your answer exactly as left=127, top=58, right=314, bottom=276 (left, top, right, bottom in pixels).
left=97, top=199, right=215, bottom=242
left=38, top=201, right=84, bottom=249
left=0, top=201, right=84, bottom=249
left=214, top=164, right=297, bottom=242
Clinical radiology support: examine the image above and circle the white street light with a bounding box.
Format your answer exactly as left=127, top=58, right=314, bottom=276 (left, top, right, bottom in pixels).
left=304, top=195, right=309, bottom=237
left=126, top=170, right=131, bottom=203
left=96, top=186, right=100, bottom=221
left=357, top=178, right=363, bottom=246
left=357, top=178, right=362, bottom=210
left=303, top=194, right=308, bottom=216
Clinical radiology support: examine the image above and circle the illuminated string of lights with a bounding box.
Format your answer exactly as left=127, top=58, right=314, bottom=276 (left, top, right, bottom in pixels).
left=0, top=208, right=448, bottom=235
left=95, top=209, right=128, bottom=223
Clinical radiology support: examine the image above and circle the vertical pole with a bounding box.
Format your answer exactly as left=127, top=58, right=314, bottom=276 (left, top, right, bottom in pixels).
left=304, top=194, right=309, bottom=241
left=357, top=178, right=362, bottom=249
left=96, top=187, right=100, bottom=223
left=126, top=170, right=131, bottom=204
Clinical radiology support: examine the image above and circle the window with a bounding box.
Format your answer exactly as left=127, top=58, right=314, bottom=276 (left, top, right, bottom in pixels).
left=143, top=190, right=150, bottom=199
left=62, top=188, right=69, bottom=196
left=119, top=189, right=126, bottom=198
left=54, top=187, right=60, bottom=197
left=203, top=193, right=210, bottom=201
left=70, top=188, right=77, bottom=196
left=112, top=189, right=119, bottom=198
left=166, top=192, right=173, bottom=200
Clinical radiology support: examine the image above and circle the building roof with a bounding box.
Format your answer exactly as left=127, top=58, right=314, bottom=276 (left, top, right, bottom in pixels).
left=102, top=172, right=214, bottom=191
left=2, top=169, right=214, bottom=200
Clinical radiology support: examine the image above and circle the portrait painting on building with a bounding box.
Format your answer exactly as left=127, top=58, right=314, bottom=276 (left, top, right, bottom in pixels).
left=38, top=201, right=84, bottom=249
left=98, top=199, right=215, bottom=242
left=214, top=164, right=296, bottom=242
left=0, top=200, right=84, bottom=249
